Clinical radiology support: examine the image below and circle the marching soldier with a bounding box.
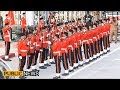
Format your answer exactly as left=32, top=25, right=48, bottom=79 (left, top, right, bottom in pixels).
left=82, top=26, right=90, bottom=64
left=33, top=31, right=42, bottom=70
left=60, top=32, right=69, bottom=76
left=77, top=26, right=84, bottom=66
left=2, top=21, right=11, bottom=61
left=21, top=13, right=27, bottom=36
left=97, top=20, right=104, bottom=56
left=39, top=27, right=49, bottom=69
left=18, top=33, right=28, bottom=79
left=26, top=31, right=36, bottom=71
left=67, top=30, right=74, bottom=72
left=52, top=34, right=62, bottom=79
left=102, top=19, right=109, bottom=54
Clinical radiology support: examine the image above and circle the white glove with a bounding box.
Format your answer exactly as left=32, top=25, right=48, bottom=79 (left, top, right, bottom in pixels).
left=19, top=56, right=22, bottom=59
left=27, top=41, right=31, bottom=45
left=40, top=49, right=43, bottom=52
left=48, top=41, right=51, bottom=45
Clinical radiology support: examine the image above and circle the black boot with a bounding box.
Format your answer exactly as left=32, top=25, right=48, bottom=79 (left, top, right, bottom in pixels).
left=62, top=73, right=69, bottom=76
left=4, top=58, right=12, bottom=61
left=53, top=76, right=61, bottom=79
left=39, top=66, right=47, bottom=69
left=44, top=63, right=51, bottom=67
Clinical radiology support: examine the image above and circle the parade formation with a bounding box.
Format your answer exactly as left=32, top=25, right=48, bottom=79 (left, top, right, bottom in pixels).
left=1, top=11, right=115, bottom=79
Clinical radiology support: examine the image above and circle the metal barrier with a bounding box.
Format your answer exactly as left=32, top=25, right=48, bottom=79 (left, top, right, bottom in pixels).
left=0, top=58, right=15, bottom=79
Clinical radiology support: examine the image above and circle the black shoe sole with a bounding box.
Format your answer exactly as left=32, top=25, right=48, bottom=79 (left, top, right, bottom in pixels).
left=69, top=70, right=74, bottom=72
left=44, top=64, right=51, bottom=67
left=4, top=59, right=12, bottom=61
left=78, top=64, right=83, bottom=67
left=85, top=62, right=90, bottom=64
left=62, top=73, right=69, bottom=76
left=50, top=62, right=55, bottom=64
left=74, top=66, right=79, bottom=69
left=39, top=67, right=47, bottom=69
left=53, top=77, right=61, bottom=79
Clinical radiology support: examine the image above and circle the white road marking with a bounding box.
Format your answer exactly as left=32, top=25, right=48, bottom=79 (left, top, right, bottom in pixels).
left=64, top=47, right=120, bottom=79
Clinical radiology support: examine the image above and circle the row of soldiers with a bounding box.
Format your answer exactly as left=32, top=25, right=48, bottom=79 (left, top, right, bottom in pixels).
left=17, top=18, right=111, bottom=79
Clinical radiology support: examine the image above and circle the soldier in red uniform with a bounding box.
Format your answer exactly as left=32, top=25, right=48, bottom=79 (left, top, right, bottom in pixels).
left=98, top=20, right=104, bottom=56
left=77, top=26, right=84, bottom=66
left=52, top=34, right=62, bottom=79
left=103, top=19, right=111, bottom=52
left=18, top=33, right=28, bottom=79
left=67, top=30, right=74, bottom=72
left=21, top=13, right=27, bottom=36
left=60, top=32, right=69, bottom=76
left=82, top=26, right=90, bottom=64
left=38, top=17, right=44, bottom=33
left=86, top=25, right=95, bottom=62
left=4, top=14, right=10, bottom=26
left=102, top=19, right=108, bottom=54
left=25, top=31, right=36, bottom=71
left=2, top=22, right=11, bottom=61
left=72, top=28, right=79, bottom=69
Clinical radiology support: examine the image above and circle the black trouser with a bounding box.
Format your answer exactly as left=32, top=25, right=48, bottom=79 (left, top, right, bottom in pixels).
left=45, top=48, right=49, bottom=61
left=68, top=50, right=74, bottom=67
left=5, top=42, right=10, bottom=55
left=96, top=40, right=100, bottom=53
left=78, top=46, right=83, bottom=61
left=50, top=49, right=53, bottom=59
left=73, top=48, right=78, bottom=63
left=103, top=36, right=107, bottom=50
left=33, top=50, right=39, bottom=66
left=0, top=29, right=4, bottom=40
left=54, top=56, right=61, bottom=73
left=19, top=56, right=26, bottom=71
left=93, top=42, right=97, bottom=55
left=100, top=37, right=103, bottom=52
left=27, top=53, right=35, bottom=69
left=40, top=48, right=46, bottom=63
left=107, top=34, right=110, bottom=48
left=89, top=43, right=94, bottom=57
left=61, top=53, right=69, bottom=70
left=83, top=43, right=90, bottom=59
left=10, top=28, right=12, bottom=40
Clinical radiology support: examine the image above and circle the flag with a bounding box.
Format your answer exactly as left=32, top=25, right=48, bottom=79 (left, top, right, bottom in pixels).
left=8, top=11, right=15, bottom=26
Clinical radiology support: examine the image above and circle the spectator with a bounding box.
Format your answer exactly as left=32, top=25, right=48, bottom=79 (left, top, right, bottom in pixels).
left=110, top=17, right=118, bottom=43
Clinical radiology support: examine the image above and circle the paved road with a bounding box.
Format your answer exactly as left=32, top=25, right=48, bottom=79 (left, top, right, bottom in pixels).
left=0, top=40, right=120, bottom=79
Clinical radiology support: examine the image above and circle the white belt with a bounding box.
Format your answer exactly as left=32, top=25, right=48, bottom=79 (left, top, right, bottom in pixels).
left=82, top=40, right=88, bottom=42
left=93, top=37, right=96, bottom=38
left=68, top=45, right=73, bottom=50
left=61, top=48, right=67, bottom=52
left=89, top=39, right=92, bottom=40
left=53, top=51, right=61, bottom=56
left=61, top=48, right=67, bottom=50
left=4, top=35, right=10, bottom=37
left=20, top=50, right=27, bottom=52
left=68, top=45, right=73, bottom=47
left=30, top=47, right=34, bottom=49
left=36, top=45, right=40, bottom=46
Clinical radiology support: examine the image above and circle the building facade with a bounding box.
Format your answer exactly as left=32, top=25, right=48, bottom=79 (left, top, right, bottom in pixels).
left=0, top=11, right=102, bottom=26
